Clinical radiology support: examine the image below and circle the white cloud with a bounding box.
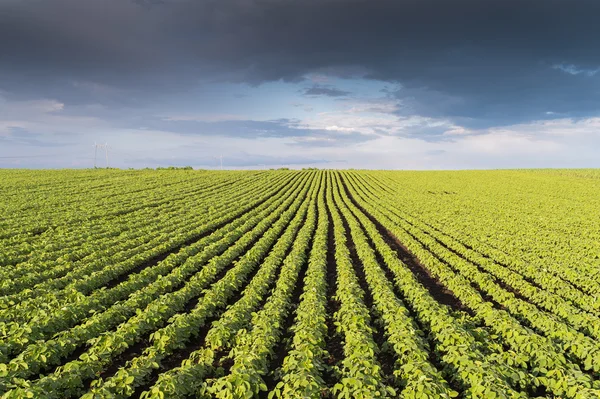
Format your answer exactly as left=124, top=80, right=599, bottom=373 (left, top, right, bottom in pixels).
left=291, top=96, right=456, bottom=138
left=0, top=94, right=109, bottom=146
left=1, top=90, right=600, bottom=169
left=452, top=117, right=600, bottom=139
left=443, top=126, right=473, bottom=135
left=457, top=131, right=561, bottom=155
left=552, top=63, right=600, bottom=77
left=344, top=99, right=401, bottom=114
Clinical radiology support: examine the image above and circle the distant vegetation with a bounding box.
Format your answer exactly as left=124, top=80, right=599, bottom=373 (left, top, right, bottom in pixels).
left=155, top=166, right=194, bottom=170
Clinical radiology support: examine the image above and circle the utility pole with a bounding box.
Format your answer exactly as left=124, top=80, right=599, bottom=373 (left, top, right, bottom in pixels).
left=214, top=155, right=223, bottom=170
left=93, top=142, right=110, bottom=168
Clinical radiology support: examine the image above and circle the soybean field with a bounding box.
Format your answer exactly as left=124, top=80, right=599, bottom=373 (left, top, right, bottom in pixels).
left=1, top=169, right=600, bottom=399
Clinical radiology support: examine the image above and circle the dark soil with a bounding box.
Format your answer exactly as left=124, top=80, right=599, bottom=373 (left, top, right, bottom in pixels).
left=332, top=196, right=396, bottom=385
left=263, top=207, right=315, bottom=393
left=341, top=179, right=468, bottom=313
left=322, top=198, right=344, bottom=387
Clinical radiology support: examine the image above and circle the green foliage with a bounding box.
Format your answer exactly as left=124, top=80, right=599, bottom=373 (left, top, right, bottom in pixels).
left=1, top=169, right=600, bottom=398
left=155, top=166, right=193, bottom=170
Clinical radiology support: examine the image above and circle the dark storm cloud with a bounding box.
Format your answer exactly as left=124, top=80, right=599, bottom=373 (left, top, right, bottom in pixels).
left=303, top=85, right=350, bottom=97
left=1, top=0, right=600, bottom=125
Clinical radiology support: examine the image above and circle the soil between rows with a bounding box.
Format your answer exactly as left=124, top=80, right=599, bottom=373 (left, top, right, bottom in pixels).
left=336, top=177, right=466, bottom=394
left=339, top=176, right=468, bottom=314
left=25, top=178, right=305, bottom=390
left=322, top=193, right=344, bottom=389
left=332, top=194, right=396, bottom=385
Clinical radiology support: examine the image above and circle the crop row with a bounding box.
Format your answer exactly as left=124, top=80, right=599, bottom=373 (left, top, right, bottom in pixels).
left=0, top=172, right=297, bottom=363
left=342, top=172, right=600, bottom=398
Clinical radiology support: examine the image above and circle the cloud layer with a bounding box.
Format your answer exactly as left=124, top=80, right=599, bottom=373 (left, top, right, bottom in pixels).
left=1, top=0, right=599, bottom=168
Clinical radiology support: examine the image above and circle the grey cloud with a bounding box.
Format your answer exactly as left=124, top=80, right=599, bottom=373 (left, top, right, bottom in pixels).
left=425, top=150, right=447, bottom=156
left=1, top=0, right=600, bottom=126
left=303, top=85, right=350, bottom=97
left=292, top=103, right=314, bottom=112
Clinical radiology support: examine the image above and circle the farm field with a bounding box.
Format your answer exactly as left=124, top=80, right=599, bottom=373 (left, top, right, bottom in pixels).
left=1, top=169, right=600, bottom=398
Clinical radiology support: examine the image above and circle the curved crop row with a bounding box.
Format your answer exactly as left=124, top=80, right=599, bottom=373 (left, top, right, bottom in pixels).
left=80, top=172, right=321, bottom=398
left=331, top=173, right=458, bottom=398
left=343, top=171, right=600, bottom=398
left=323, top=172, right=392, bottom=399
left=0, top=172, right=305, bottom=388
left=269, top=172, right=330, bottom=399
left=0, top=173, right=312, bottom=396
left=0, top=172, right=298, bottom=363
left=200, top=173, right=321, bottom=399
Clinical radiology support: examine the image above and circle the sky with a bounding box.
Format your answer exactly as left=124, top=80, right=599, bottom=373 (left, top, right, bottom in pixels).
left=1, top=0, right=599, bottom=169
